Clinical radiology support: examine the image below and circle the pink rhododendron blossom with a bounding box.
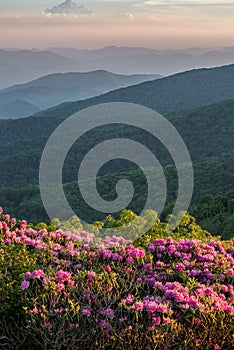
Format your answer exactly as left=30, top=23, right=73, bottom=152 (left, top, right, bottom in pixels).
left=126, top=294, right=133, bottom=304
left=87, top=271, right=96, bottom=280
left=31, top=270, right=44, bottom=279
left=56, top=283, right=65, bottom=292
left=21, top=280, right=30, bottom=290
left=81, top=308, right=91, bottom=317
left=45, top=322, right=52, bottom=330
left=134, top=302, right=144, bottom=311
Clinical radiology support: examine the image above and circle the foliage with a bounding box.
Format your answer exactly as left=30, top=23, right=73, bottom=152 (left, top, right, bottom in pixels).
left=0, top=208, right=233, bottom=349
left=191, top=192, right=234, bottom=239
left=51, top=216, right=83, bottom=233
left=1, top=98, right=234, bottom=189
left=0, top=157, right=233, bottom=242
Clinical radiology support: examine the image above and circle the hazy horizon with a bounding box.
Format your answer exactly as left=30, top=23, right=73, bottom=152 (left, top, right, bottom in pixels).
left=1, top=0, right=234, bottom=49
left=1, top=44, right=234, bottom=51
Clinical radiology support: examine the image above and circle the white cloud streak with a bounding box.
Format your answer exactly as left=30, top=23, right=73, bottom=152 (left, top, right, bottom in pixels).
left=141, top=0, right=234, bottom=7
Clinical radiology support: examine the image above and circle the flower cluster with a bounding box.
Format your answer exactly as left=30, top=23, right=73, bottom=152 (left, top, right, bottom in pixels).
left=0, top=209, right=233, bottom=349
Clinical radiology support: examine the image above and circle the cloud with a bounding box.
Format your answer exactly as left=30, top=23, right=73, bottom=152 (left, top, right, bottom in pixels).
left=140, top=0, right=234, bottom=7
left=124, top=12, right=135, bottom=21
left=45, top=0, right=92, bottom=15
left=106, top=11, right=136, bottom=23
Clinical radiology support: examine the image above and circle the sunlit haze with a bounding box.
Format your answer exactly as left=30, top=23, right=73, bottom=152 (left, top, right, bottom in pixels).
left=0, top=0, right=234, bottom=49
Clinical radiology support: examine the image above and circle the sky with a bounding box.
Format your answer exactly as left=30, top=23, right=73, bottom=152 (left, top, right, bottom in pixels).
left=0, top=0, right=234, bottom=49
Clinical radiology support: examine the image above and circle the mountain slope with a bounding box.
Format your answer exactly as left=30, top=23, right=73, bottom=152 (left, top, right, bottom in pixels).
left=80, top=63, right=234, bottom=112
left=0, top=156, right=234, bottom=226
left=0, top=71, right=161, bottom=119
left=10, top=63, right=234, bottom=122
left=0, top=97, right=234, bottom=188
left=0, top=64, right=234, bottom=225
left=0, top=62, right=232, bottom=122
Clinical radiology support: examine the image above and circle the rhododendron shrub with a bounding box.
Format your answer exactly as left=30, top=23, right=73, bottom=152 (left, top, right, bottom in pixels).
left=0, top=208, right=233, bottom=350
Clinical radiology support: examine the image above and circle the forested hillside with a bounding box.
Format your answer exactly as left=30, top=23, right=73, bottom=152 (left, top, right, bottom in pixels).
left=0, top=98, right=233, bottom=188
left=1, top=156, right=234, bottom=239
left=0, top=64, right=234, bottom=237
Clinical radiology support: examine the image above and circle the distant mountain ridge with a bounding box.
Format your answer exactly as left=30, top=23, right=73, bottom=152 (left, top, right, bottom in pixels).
left=48, top=46, right=234, bottom=76
left=0, top=49, right=76, bottom=89
left=0, top=71, right=162, bottom=119
left=0, top=46, right=234, bottom=90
